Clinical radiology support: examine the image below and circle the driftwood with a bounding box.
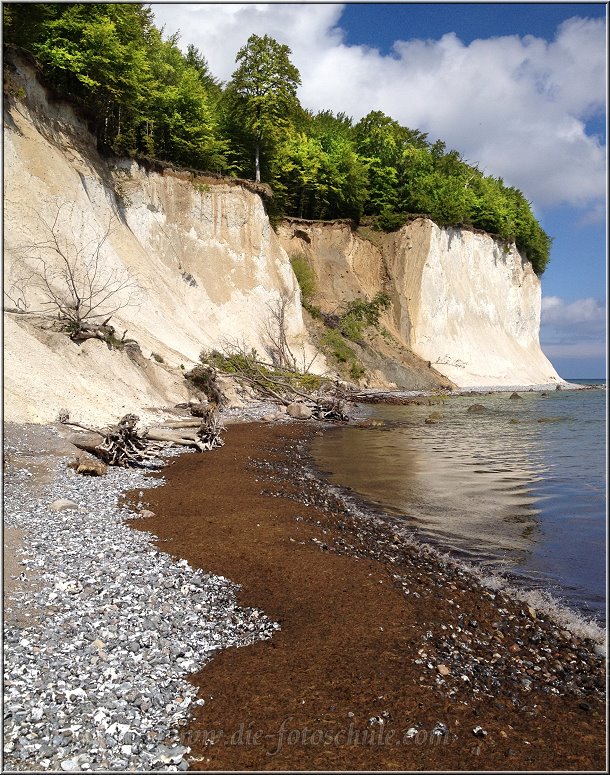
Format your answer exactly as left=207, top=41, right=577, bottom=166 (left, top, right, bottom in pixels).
left=60, top=408, right=224, bottom=467
left=312, top=398, right=350, bottom=422
left=207, top=358, right=352, bottom=422
left=155, top=419, right=204, bottom=429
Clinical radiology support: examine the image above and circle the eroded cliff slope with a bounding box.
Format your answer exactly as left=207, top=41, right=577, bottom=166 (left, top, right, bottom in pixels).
left=3, top=58, right=318, bottom=424
left=3, top=56, right=561, bottom=427
left=277, top=218, right=561, bottom=388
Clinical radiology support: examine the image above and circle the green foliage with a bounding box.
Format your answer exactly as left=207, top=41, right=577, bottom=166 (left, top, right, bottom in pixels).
left=229, top=33, right=301, bottom=182
left=321, top=329, right=355, bottom=363
left=290, top=254, right=316, bottom=304
left=339, top=292, right=391, bottom=341
left=184, top=363, right=221, bottom=402
left=349, top=361, right=366, bottom=381
left=305, top=303, right=323, bottom=319
left=5, top=4, right=551, bottom=273
left=5, top=3, right=230, bottom=171
left=203, top=349, right=253, bottom=374
left=373, top=209, right=410, bottom=232
left=320, top=330, right=365, bottom=382
left=151, top=352, right=164, bottom=363
left=191, top=178, right=210, bottom=195
left=338, top=314, right=364, bottom=342
left=200, top=348, right=324, bottom=394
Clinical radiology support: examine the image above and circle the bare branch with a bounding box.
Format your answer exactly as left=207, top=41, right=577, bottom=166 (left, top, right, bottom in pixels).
left=7, top=203, right=141, bottom=336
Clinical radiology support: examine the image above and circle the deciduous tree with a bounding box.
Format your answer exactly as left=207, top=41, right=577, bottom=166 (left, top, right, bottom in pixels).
left=229, top=34, right=301, bottom=182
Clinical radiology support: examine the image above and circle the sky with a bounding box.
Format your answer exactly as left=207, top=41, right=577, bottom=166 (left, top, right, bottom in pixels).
left=152, top=1, right=607, bottom=379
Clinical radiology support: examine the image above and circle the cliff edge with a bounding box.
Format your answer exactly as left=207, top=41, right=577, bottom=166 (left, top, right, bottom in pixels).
left=3, top=56, right=319, bottom=425
left=277, top=217, right=561, bottom=388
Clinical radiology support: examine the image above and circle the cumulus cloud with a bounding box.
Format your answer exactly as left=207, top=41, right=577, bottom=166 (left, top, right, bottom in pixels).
left=541, top=296, right=605, bottom=325
left=151, top=4, right=606, bottom=210
left=540, top=296, right=606, bottom=360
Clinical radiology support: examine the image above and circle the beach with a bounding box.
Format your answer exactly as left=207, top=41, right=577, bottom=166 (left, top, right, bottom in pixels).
left=3, top=415, right=606, bottom=771
left=131, top=420, right=605, bottom=771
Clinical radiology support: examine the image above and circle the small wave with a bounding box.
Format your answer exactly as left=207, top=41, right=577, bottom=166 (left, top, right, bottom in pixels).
left=309, top=462, right=606, bottom=647
left=436, top=553, right=606, bottom=646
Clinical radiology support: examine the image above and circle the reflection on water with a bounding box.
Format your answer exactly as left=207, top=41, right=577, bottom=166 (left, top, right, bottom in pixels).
left=312, top=389, right=606, bottom=624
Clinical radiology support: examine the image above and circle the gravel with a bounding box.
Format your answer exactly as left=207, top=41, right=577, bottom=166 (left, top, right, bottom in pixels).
left=3, top=431, right=279, bottom=772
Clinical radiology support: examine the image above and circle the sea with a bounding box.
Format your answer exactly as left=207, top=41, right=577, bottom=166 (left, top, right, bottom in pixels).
left=312, top=381, right=607, bottom=629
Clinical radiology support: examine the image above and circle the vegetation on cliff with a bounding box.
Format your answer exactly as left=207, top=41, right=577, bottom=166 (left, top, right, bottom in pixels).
left=3, top=2, right=551, bottom=273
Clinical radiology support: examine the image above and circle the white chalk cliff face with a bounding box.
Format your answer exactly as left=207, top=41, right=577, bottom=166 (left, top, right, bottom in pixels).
left=3, top=58, right=319, bottom=425
left=382, top=220, right=562, bottom=387
left=3, top=57, right=560, bottom=426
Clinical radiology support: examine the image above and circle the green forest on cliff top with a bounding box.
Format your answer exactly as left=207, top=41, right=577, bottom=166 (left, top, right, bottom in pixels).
left=3, top=3, right=551, bottom=273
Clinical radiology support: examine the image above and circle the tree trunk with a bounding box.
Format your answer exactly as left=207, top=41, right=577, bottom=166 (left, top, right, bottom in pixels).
left=255, top=139, right=261, bottom=183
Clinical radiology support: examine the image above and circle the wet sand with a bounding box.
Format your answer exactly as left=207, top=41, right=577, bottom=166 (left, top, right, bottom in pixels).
left=129, top=421, right=606, bottom=771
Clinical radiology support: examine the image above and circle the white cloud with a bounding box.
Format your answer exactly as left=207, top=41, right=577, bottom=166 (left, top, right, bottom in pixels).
left=151, top=4, right=606, bottom=211
left=540, top=296, right=606, bottom=360
left=541, top=296, right=605, bottom=326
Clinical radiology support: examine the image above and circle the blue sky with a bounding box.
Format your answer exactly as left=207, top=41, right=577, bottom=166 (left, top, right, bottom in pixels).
left=152, top=2, right=607, bottom=379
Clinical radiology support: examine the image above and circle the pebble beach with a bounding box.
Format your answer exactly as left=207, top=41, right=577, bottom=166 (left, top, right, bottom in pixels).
left=2, top=409, right=607, bottom=771
left=3, top=417, right=277, bottom=771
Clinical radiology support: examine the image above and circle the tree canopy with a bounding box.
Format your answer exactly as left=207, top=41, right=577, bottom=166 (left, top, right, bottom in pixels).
left=3, top=2, right=551, bottom=273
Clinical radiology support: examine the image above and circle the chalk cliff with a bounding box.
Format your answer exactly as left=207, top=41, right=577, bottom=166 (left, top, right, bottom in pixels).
left=277, top=218, right=562, bottom=388
left=3, top=57, right=319, bottom=425
left=3, top=56, right=561, bottom=425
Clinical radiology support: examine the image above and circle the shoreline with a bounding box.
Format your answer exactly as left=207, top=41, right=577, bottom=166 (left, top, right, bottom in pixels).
left=129, top=421, right=606, bottom=770
left=313, top=391, right=607, bottom=634
left=2, top=413, right=606, bottom=770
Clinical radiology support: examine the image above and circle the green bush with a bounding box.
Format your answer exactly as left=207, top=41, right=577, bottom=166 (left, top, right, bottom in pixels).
left=349, top=361, right=365, bottom=380
left=184, top=363, right=216, bottom=391
left=200, top=348, right=325, bottom=394
left=339, top=292, right=391, bottom=341
left=321, top=329, right=354, bottom=363
left=373, top=209, right=410, bottom=232
left=339, top=314, right=365, bottom=342
left=290, top=254, right=317, bottom=304
left=321, top=329, right=365, bottom=382
left=303, top=302, right=322, bottom=319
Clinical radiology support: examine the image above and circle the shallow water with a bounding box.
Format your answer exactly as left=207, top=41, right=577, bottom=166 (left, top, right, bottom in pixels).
left=312, top=385, right=606, bottom=626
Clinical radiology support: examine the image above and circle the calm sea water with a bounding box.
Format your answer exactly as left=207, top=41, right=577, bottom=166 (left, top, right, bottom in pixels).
left=312, top=383, right=607, bottom=626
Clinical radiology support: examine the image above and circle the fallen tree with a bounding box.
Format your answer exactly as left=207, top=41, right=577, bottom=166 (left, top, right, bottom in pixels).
left=192, top=348, right=351, bottom=423
left=60, top=407, right=224, bottom=467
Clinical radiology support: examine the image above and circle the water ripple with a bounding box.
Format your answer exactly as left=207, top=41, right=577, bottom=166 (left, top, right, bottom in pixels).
left=313, top=388, right=606, bottom=625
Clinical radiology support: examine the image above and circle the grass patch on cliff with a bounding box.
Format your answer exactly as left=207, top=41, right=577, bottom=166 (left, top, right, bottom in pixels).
left=320, top=330, right=365, bottom=382
left=290, top=254, right=323, bottom=318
